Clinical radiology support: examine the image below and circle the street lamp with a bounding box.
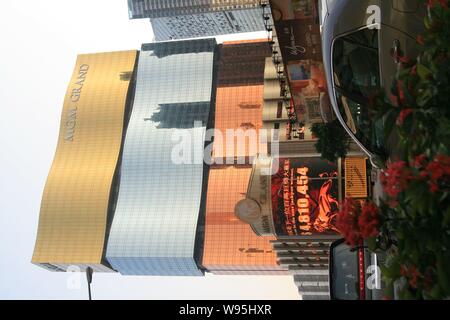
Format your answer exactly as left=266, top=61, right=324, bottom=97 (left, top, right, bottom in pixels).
left=86, top=267, right=93, bottom=300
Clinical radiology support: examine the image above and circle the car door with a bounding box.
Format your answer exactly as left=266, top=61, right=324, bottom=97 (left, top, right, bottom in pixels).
left=377, top=1, right=425, bottom=159
left=379, top=0, right=425, bottom=94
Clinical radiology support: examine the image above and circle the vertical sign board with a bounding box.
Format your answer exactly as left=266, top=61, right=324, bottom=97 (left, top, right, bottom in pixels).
left=271, top=157, right=341, bottom=236
left=345, top=157, right=368, bottom=199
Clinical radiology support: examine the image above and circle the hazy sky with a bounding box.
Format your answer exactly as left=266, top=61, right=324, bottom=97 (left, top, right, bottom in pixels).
left=0, top=0, right=299, bottom=299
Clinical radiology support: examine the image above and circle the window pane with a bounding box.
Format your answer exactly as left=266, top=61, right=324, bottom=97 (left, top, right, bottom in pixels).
left=333, top=28, right=380, bottom=100
left=331, top=243, right=359, bottom=300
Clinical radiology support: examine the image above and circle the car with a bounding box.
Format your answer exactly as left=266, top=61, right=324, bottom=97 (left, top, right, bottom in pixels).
left=321, top=0, right=426, bottom=167
left=329, top=238, right=386, bottom=300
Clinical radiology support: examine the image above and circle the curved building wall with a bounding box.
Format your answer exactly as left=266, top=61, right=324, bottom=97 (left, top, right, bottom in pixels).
left=203, top=166, right=283, bottom=273
left=106, top=39, right=217, bottom=276
left=213, top=85, right=265, bottom=160
left=32, top=51, right=138, bottom=272
left=212, top=41, right=271, bottom=161
left=203, top=40, right=286, bottom=274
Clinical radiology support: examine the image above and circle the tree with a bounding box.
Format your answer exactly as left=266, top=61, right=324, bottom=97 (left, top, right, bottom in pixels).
left=336, top=0, right=450, bottom=300
left=311, top=120, right=351, bottom=162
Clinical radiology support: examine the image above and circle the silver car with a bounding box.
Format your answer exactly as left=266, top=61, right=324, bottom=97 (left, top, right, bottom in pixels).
left=321, top=0, right=425, bottom=167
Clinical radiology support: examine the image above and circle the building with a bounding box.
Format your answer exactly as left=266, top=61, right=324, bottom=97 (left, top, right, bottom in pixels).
left=212, top=40, right=270, bottom=161
left=105, top=39, right=219, bottom=276
left=32, top=51, right=138, bottom=272
left=202, top=40, right=287, bottom=275
left=128, top=0, right=264, bottom=19
left=151, top=8, right=268, bottom=41
left=32, top=40, right=288, bottom=276
left=233, top=2, right=371, bottom=296
left=127, top=0, right=272, bottom=41
left=272, top=238, right=334, bottom=300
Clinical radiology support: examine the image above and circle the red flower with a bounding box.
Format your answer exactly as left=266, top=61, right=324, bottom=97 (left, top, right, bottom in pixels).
left=430, top=183, right=439, bottom=193
left=381, top=161, right=414, bottom=198
left=424, top=154, right=450, bottom=192
left=400, top=264, right=422, bottom=289
left=409, top=266, right=421, bottom=289
left=397, top=81, right=406, bottom=105
left=413, top=154, right=428, bottom=169
left=428, top=0, right=449, bottom=9
left=388, top=94, right=399, bottom=107
left=388, top=199, right=399, bottom=209
left=336, top=199, right=381, bottom=246
left=336, top=198, right=361, bottom=247
left=358, top=202, right=380, bottom=238
left=396, top=108, right=413, bottom=126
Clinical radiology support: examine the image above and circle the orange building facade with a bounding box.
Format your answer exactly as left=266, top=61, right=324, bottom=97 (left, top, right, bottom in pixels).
left=202, top=40, right=287, bottom=274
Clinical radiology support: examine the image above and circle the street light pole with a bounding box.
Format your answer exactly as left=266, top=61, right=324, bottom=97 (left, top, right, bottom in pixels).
left=86, top=267, right=93, bottom=301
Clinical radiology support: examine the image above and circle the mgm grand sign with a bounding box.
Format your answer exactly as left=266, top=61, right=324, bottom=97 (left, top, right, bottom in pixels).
left=235, top=156, right=343, bottom=237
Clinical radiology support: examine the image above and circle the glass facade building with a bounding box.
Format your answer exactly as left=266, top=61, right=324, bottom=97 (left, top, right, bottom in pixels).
left=202, top=41, right=286, bottom=274
left=151, top=8, right=268, bottom=41
left=32, top=51, right=138, bottom=272
left=127, top=0, right=263, bottom=19
left=127, top=0, right=270, bottom=41
left=105, top=39, right=218, bottom=276
left=213, top=40, right=270, bottom=160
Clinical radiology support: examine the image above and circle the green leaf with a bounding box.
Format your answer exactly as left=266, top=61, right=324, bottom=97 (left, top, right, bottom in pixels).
left=383, top=109, right=398, bottom=140
left=443, top=206, right=450, bottom=226
left=436, top=255, right=450, bottom=294
left=367, top=237, right=378, bottom=252
left=417, top=64, right=432, bottom=79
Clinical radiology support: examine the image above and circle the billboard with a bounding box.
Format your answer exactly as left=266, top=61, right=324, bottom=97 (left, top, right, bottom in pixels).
left=271, top=157, right=341, bottom=236
left=270, top=0, right=326, bottom=126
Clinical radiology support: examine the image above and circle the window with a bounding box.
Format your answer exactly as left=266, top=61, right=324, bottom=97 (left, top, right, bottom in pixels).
left=333, top=28, right=380, bottom=100
left=331, top=243, right=359, bottom=300
left=276, top=101, right=283, bottom=119
left=332, top=28, right=384, bottom=154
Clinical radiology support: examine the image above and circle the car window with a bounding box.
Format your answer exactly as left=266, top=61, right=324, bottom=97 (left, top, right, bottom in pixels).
left=331, top=242, right=359, bottom=300
left=332, top=28, right=384, bottom=154
left=333, top=28, right=380, bottom=100
left=335, top=91, right=373, bottom=149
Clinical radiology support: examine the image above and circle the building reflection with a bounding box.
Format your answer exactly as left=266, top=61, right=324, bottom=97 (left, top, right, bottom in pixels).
left=203, top=40, right=287, bottom=274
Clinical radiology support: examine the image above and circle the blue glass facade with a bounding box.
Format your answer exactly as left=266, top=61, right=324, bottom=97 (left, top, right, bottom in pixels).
left=106, top=39, right=218, bottom=276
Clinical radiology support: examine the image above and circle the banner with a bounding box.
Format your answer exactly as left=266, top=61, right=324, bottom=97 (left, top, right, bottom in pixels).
left=271, top=157, right=340, bottom=236
left=270, top=0, right=326, bottom=126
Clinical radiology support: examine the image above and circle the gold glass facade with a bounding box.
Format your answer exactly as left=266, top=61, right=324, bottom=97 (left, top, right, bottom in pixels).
left=32, top=51, right=138, bottom=272
left=203, top=41, right=285, bottom=274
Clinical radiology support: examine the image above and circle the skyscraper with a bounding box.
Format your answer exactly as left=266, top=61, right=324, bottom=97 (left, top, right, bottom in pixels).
left=127, top=0, right=271, bottom=41
left=127, top=0, right=263, bottom=19
left=32, top=51, right=138, bottom=272
left=32, top=40, right=287, bottom=277
left=105, top=39, right=218, bottom=276
left=202, top=40, right=286, bottom=274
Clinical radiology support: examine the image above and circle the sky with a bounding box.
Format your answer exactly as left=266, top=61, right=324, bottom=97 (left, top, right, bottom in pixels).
left=0, top=0, right=299, bottom=300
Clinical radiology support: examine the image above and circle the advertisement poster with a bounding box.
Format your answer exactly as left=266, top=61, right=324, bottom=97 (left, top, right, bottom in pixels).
left=270, top=0, right=326, bottom=127
left=271, top=158, right=341, bottom=236
left=270, top=0, right=319, bottom=22
left=276, top=19, right=322, bottom=62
